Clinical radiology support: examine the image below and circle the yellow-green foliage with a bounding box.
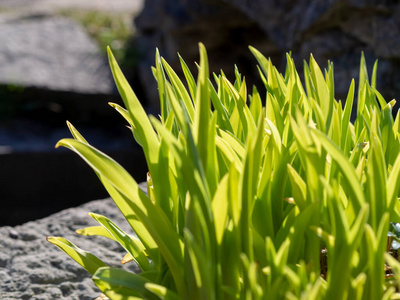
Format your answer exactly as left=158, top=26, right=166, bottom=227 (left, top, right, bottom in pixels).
left=48, top=43, right=400, bottom=300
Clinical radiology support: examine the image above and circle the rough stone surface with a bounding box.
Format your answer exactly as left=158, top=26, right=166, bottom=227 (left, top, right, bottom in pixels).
left=134, top=0, right=400, bottom=107
left=0, top=190, right=147, bottom=299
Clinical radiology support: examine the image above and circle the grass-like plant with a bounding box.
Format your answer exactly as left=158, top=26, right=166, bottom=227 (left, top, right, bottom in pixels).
left=48, top=43, right=400, bottom=299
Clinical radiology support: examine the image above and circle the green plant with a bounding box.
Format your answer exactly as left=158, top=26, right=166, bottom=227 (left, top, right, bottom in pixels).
left=58, top=9, right=136, bottom=66
left=48, top=43, right=400, bottom=299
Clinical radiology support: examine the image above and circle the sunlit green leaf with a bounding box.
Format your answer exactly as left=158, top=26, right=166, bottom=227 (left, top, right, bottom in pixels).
left=47, top=236, right=107, bottom=275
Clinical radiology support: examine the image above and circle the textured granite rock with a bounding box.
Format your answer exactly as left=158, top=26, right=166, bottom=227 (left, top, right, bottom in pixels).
left=0, top=193, right=145, bottom=299
left=134, top=0, right=400, bottom=108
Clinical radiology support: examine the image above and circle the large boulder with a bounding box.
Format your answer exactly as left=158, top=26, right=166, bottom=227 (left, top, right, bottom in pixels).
left=227, top=0, right=400, bottom=102
left=133, top=0, right=278, bottom=111
left=134, top=0, right=400, bottom=108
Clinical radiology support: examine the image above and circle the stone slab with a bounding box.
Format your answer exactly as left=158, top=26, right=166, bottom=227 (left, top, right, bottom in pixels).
left=0, top=188, right=146, bottom=299
left=0, top=14, right=114, bottom=95
left=0, top=0, right=144, bottom=14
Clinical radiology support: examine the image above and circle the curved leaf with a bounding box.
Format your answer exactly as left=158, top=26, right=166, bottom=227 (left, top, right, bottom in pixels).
left=47, top=236, right=107, bottom=275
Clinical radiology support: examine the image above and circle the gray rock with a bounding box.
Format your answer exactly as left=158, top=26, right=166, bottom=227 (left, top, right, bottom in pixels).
left=230, top=0, right=400, bottom=101
left=133, top=0, right=278, bottom=111
left=0, top=195, right=145, bottom=299
left=134, top=0, right=400, bottom=107
left=0, top=14, right=113, bottom=95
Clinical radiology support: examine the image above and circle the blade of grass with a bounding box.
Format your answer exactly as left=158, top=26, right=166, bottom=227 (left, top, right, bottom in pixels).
left=89, top=213, right=150, bottom=271
left=46, top=237, right=107, bottom=275
left=93, top=267, right=153, bottom=299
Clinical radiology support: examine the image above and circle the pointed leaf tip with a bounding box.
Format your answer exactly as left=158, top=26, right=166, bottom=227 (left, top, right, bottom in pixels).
left=106, top=46, right=114, bottom=60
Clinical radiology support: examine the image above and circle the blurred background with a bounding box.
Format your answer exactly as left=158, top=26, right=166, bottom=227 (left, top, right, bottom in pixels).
left=1, top=0, right=399, bottom=225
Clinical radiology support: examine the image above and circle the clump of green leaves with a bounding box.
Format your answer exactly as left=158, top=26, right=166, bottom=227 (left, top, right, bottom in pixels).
left=48, top=43, right=400, bottom=299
